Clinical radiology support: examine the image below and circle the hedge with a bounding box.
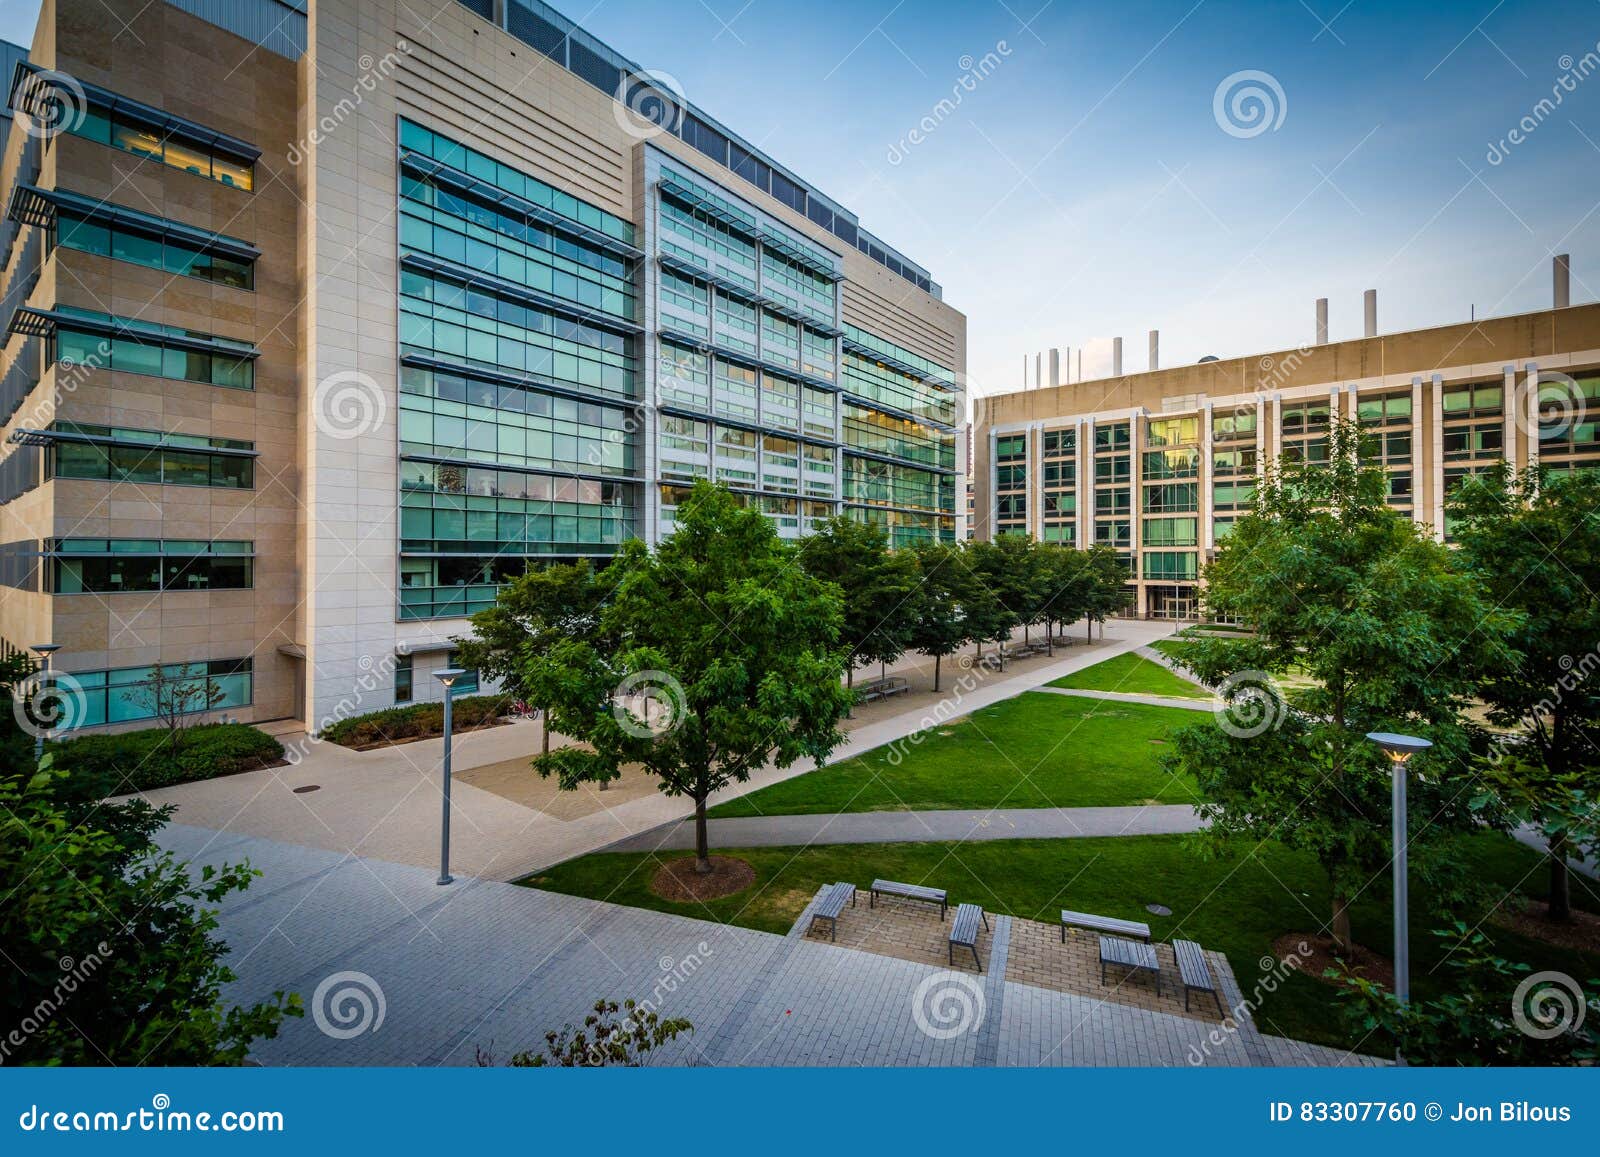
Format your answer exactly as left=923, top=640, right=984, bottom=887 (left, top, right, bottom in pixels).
left=318, top=694, right=513, bottom=748
left=50, top=723, right=285, bottom=793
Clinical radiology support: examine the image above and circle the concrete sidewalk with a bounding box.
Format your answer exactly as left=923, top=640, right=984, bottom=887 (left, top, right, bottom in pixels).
left=140, top=619, right=1181, bottom=880
left=605, top=803, right=1205, bottom=853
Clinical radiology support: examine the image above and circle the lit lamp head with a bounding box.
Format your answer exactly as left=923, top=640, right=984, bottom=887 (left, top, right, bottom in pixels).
left=433, top=667, right=468, bottom=690
left=30, top=643, right=60, bottom=658
left=1366, top=731, right=1432, bottom=766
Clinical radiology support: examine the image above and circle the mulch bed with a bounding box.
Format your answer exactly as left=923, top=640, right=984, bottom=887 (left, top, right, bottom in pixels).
left=1491, top=899, right=1600, bottom=954
left=1273, top=932, right=1395, bottom=991
left=346, top=719, right=508, bottom=751
left=650, top=856, right=756, bottom=902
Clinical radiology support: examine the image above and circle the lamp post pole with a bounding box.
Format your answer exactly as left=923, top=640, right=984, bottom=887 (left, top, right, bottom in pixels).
left=1366, top=731, right=1432, bottom=1058
left=29, top=643, right=60, bottom=764
left=433, top=668, right=468, bottom=886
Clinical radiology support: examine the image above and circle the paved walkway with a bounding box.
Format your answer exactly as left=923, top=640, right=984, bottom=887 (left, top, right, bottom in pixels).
left=606, top=804, right=1205, bottom=853
left=137, top=620, right=1181, bottom=881
left=158, top=823, right=1375, bottom=1068
left=1032, top=685, right=1216, bottom=712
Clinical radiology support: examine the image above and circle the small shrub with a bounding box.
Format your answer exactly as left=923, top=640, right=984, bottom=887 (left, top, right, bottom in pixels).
left=51, top=723, right=285, bottom=793
left=475, top=999, right=692, bottom=1067
left=319, top=694, right=513, bottom=748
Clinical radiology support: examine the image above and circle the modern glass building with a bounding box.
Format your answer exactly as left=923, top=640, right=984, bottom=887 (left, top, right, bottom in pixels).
left=974, top=290, right=1600, bottom=619
left=0, top=0, right=965, bottom=730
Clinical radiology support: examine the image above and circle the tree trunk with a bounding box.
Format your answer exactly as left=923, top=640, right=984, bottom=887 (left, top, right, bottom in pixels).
left=1331, top=893, right=1353, bottom=953
left=1548, top=842, right=1572, bottom=922
left=933, top=652, right=942, bottom=693
left=1046, top=621, right=1054, bottom=657
left=694, top=795, right=711, bottom=874
left=1086, top=618, right=1092, bottom=642
left=847, top=665, right=855, bottom=690
left=541, top=711, right=551, bottom=757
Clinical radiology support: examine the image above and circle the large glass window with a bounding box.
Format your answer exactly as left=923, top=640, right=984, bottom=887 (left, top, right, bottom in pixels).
left=58, top=208, right=254, bottom=289
left=53, top=309, right=255, bottom=390
left=50, top=539, right=252, bottom=593
left=64, top=94, right=255, bottom=190
left=47, top=424, right=254, bottom=489
left=71, top=658, right=254, bottom=727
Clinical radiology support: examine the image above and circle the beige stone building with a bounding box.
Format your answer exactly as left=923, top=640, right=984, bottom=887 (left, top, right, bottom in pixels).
left=972, top=290, right=1600, bottom=619
left=0, top=0, right=965, bottom=730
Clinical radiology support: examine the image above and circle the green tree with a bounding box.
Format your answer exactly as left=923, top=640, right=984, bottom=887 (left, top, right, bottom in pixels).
left=796, top=515, right=922, bottom=689
left=478, top=999, right=693, bottom=1067
left=1338, top=925, right=1598, bottom=1065
left=964, top=536, right=1027, bottom=662
left=531, top=482, right=854, bottom=872
left=907, top=542, right=981, bottom=691
left=455, top=560, right=606, bottom=757
left=122, top=662, right=223, bottom=754
left=1449, top=466, right=1600, bottom=922
left=1081, top=544, right=1131, bottom=641
left=1033, top=544, right=1094, bottom=655
left=1167, top=419, right=1518, bottom=951
left=0, top=755, right=299, bottom=1064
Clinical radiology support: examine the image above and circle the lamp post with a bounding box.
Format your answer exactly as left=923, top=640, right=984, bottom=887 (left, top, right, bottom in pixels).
left=432, top=668, right=468, bottom=886
left=1365, top=731, right=1432, bottom=1010
left=29, top=643, right=60, bottom=764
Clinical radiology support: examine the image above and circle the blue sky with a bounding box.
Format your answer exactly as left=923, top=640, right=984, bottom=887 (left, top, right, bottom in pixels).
left=4, top=0, right=1598, bottom=397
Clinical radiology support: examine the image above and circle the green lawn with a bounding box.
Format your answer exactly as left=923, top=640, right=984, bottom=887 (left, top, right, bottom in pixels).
left=707, top=691, right=1201, bottom=817
left=527, top=832, right=1600, bottom=1052
left=1048, top=651, right=1210, bottom=698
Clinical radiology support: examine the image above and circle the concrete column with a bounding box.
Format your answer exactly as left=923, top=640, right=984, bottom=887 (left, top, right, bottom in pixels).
left=1255, top=395, right=1267, bottom=478
left=1112, top=337, right=1123, bottom=377
left=987, top=427, right=999, bottom=538
left=1048, top=348, right=1060, bottom=389
left=1316, top=298, right=1329, bottom=345
left=1148, top=330, right=1159, bottom=372
left=1029, top=423, right=1043, bottom=538
left=1503, top=364, right=1520, bottom=473
left=1131, top=409, right=1145, bottom=607
left=1410, top=376, right=1424, bottom=527
left=1555, top=255, right=1571, bottom=309
left=1201, top=401, right=1215, bottom=551
left=1081, top=417, right=1096, bottom=550
left=1344, top=383, right=1358, bottom=422
left=1364, top=290, right=1377, bottom=338
left=1526, top=362, right=1541, bottom=477
left=1430, top=374, right=1445, bottom=541
left=1035, top=352, right=1043, bottom=390
left=1268, top=393, right=1283, bottom=461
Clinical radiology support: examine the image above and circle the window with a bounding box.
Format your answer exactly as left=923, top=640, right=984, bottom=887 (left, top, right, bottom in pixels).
left=1143, top=518, right=1198, bottom=547
left=70, top=658, right=254, bottom=727
left=58, top=207, right=256, bottom=290
left=1442, top=381, right=1503, bottom=418
left=49, top=539, right=252, bottom=593
left=1213, top=408, right=1257, bottom=440
left=394, top=654, right=413, bottom=704
left=53, top=79, right=257, bottom=191
left=52, top=309, right=256, bottom=390
left=47, top=425, right=255, bottom=489
left=1145, top=417, right=1197, bottom=447
left=1143, top=483, right=1198, bottom=513
left=1143, top=552, right=1198, bottom=580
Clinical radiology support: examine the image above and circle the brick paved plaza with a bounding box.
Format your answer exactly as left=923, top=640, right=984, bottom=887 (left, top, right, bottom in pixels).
left=160, top=824, right=1380, bottom=1067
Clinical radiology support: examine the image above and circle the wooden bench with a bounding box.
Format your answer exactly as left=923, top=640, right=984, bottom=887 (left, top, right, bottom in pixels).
left=856, top=675, right=911, bottom=704
left=1173, top=939, right=1224, bottom=1015
left=1099, top=935, right=1161, bottom=996
left=948, top=902, right=988, bottom=970
left=808, top=881, right=856, bottom=941
left=1060, top=908, right=1152, bottom=943
left=870, top=878, right=948, bottom=920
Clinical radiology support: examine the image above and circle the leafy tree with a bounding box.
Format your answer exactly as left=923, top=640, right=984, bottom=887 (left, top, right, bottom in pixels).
left=1033, top=544, right=1094, bottom=655
left=0, top=755, right=299, bottom=1064
left=964, top=536, right=1027, bottom=662
left=1167, top=419, right=1518, bottom=951
left=530, top=482, right=854, bottom=871
left=455, top=560, right=607, bottom=757
left=123, top=663, right=222, bottom=754
left=907, top=542, right=980, bottom=691
left=477, top=999, right=692, bottom=1067
left=1338, top=924, right=1598, bottom=1065
left=796, top=515, right=922, bottom=689
left=1080, top=544, right=1131, bottom=641
left=1449, top=466, right=1600, bottom=922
